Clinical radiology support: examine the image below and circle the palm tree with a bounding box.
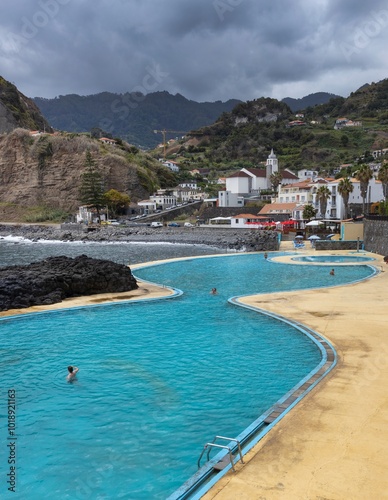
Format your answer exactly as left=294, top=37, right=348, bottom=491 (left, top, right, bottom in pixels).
left=303, top=204, right=316, bottom=220
left=377, top=164, right=388, bottom=199
left=316, top=186, right=331, bottom=218
left=355, top=164, right=373, bottom=214
left=337, top=177, right=354, bottom=219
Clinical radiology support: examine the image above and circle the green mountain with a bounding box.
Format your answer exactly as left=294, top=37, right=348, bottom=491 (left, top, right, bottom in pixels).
left=165, top=79, right=388, bottom=175
left=282, top=92, right=342, bottom=112
left=0, top=76, right=52, bottom=133
left=33, top=91, right=241, bottom=149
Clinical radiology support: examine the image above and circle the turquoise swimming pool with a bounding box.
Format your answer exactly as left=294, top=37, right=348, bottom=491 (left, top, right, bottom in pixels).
left=291, top=255, right=374, bottom=263
left=0, top=254, right=374, bottom=499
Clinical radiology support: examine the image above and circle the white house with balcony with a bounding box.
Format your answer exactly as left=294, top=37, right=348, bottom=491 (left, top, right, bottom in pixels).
left=276, top=179, right=315, bottom=205
left=324, top=177, right=384, bottom=219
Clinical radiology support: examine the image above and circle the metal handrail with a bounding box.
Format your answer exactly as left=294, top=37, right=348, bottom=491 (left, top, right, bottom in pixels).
left=198, top=443, right=236, bottom=471
left=197, top=436, right=244, bottom=472
left=209, top=436, right=245, bottom=465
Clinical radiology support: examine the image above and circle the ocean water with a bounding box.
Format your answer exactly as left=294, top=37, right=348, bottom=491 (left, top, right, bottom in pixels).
left=0, top=237, right=225, bottom=268
left=0, top=241, right=375, bottom=499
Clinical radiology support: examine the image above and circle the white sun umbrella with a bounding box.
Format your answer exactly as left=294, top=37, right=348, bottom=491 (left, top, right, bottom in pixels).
left=306, top=220, right=324, bottom=226
left=294, top=235, right=304, bottom=239
left=308, top=235, right=321, bottom=240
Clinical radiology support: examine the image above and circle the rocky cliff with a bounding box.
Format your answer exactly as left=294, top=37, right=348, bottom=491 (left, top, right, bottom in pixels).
left=0, top=255, right=138, bottom=311
left=0, top=76, right=52, bottom=134
left=0, top=129, right=172, bottom=217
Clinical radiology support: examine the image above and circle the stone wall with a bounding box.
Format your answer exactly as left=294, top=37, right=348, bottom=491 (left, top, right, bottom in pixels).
left=363, top=218, right=388, bottom=255
left=315, top=240, right=362, bottom=251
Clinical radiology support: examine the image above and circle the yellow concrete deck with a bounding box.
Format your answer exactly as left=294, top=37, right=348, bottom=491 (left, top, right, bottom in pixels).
left=0, top=280, right=173, bottom=318
left=203, top=250, right=388, bottom=500
left=1, top=249, right=387, bottom=499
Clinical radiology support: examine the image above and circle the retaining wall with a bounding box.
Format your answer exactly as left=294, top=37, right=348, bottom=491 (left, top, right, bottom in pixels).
left=364, top=218, right=388, bottom=256
left=315, top=240, right=361, bottom=251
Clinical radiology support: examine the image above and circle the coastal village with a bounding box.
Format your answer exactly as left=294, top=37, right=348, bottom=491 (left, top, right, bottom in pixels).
left=1, top=71, right=388, bottom=500
left=76, top=143, right=387, bottom=247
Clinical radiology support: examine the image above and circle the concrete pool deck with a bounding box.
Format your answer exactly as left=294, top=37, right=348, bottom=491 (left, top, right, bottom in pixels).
left=1, top=249, right=387, bottom=499
left=203, top=249, right=388, bottom=500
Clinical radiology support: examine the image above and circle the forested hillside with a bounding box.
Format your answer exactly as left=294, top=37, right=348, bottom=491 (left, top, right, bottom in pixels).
left=34, top=91, right=240, bottom=148
left=159, top=79, right=388, bottom=176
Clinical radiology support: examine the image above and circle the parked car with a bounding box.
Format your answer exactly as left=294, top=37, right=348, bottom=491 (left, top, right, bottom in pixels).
left=150, top=221, right=163, bottom=227
left=184, top=222, right=194, bottom=227
left=168, top=222, right=180, bottom=227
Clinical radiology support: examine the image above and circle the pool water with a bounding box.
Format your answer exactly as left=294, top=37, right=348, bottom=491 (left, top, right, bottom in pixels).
left=291, top=255, right=374, bottom=263
left=0, top=254, right=374, bottom=499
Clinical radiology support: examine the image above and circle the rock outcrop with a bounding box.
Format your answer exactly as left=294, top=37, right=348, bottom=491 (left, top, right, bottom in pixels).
left=0, top=76, right=52, bottom=134
left=0, top=255, right=138, bottom=311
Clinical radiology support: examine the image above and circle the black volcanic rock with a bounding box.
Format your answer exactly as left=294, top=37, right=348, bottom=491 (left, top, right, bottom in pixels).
left=0, top=255, right=138, bottom=311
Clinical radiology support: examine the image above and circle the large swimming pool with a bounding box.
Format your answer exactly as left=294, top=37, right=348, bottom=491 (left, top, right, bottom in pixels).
left=0, top=254, right=375, bottom=499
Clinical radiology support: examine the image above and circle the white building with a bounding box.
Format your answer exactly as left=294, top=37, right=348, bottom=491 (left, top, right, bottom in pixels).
left=221, top=150, right=298, bottom=207
left=218, top=191, right=244, bottom=207
left=325, top=177, right=384, bottom=219
left=298, top=169, right=318, bottom=180
left=179, top=180, right=198, bottom=189
left=172, top=186, right=203, bottom=202
left=230, top=214, right=272, bottom=229
left=259, top=202, right=306, bottom=220
left=162, top=160, right=180, bottom=172
left=372, top=148, right=388, bottom=159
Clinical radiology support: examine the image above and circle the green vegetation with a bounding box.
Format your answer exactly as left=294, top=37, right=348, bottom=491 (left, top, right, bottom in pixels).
left=23, top=206, right=70, bottom=223
left=0, top=76, right=52, bottom=132
left=103, top=189, right=130, bottom=218
left=150, top=79, right=388, bottom=179
left=303, top=204, right=316, bottom=220
left=33, top=91, right=240, bottom=148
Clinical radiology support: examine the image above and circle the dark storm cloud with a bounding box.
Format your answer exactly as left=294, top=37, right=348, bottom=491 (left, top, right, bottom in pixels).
left=1, top=0, right=388, bottom=102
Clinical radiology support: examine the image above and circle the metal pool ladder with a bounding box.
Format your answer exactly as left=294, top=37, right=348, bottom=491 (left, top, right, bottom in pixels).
left=197, top=436, right=245, bottom=472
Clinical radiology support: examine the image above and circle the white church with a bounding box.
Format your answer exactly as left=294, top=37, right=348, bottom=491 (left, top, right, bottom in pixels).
left=218, top=149, right=298, bottom=207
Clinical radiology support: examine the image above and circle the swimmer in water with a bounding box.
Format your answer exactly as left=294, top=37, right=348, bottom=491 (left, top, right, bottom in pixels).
left=67, top=365, right=79, bottom=382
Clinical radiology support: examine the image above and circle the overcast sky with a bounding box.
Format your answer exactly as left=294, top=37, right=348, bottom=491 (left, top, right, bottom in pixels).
left=1, top=0, right=388, bottom=102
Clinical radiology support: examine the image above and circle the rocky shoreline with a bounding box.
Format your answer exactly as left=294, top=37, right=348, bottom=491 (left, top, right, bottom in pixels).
left=0, top=223, right=279, bottom=252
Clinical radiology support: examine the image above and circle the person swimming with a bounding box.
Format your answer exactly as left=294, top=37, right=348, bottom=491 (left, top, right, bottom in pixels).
left=67, top=365, right=79, bottom=382
left=210, top=288, right=217, bottom=294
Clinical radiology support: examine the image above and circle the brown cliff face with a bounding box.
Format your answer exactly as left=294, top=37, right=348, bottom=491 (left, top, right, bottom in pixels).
left=0, top=129, right=155, bottom=215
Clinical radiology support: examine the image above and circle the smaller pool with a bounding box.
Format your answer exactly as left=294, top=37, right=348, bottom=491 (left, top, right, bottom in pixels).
left=292, top=255, right=374, bottom=263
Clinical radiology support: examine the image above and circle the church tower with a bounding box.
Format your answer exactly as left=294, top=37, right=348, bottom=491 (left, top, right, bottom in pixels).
left=266, top=148, right=278, bottom=188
